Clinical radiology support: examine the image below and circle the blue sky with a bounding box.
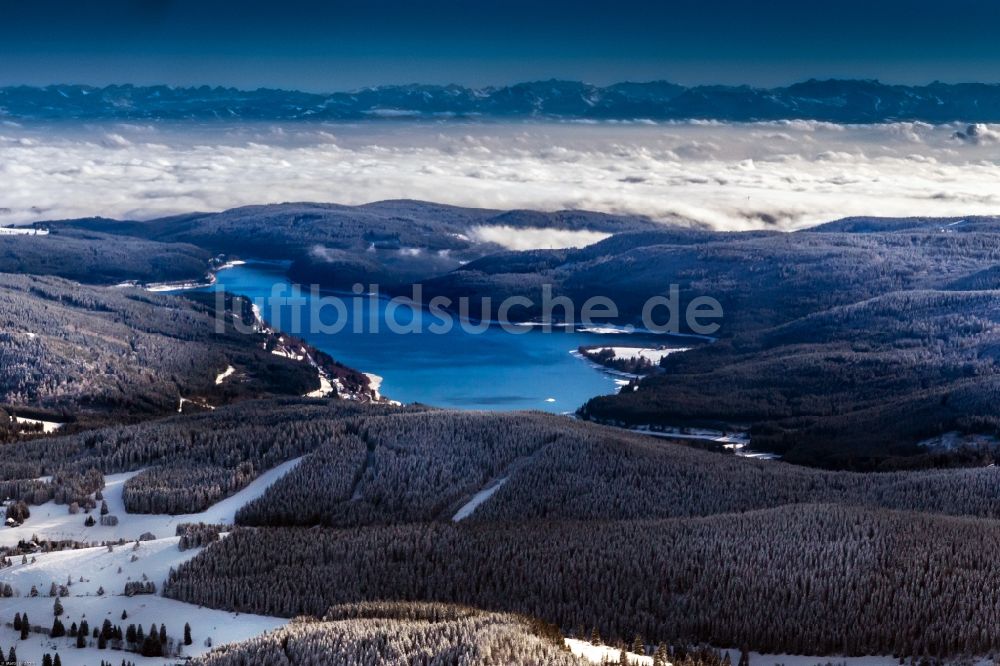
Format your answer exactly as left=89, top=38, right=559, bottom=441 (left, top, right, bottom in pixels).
left=3, top=0, right=1000, bottom=89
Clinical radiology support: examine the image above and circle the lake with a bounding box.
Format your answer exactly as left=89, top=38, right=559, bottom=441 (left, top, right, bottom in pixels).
left=206, top=262, right=682, bottom=413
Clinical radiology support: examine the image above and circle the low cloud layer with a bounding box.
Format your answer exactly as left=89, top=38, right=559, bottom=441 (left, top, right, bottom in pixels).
left=469, top=225, right=611, bottom=250
left=2, top=119, right=1000, bottom=231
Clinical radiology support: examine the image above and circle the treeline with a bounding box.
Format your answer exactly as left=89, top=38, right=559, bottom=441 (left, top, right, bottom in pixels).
left=239, top=411, right=561, bottom=526
left=176, top=522, right=226, bottom=551
left=192, top=602, right=585, bottom=666
left=1, top=468, right=103, bottom=509
left=233, top=410, right=1000, bottom=528
left=0, top=399, right=415, bottom=511
left=123, top=463, right=256, bottom=514
left=166, top=505, right=1000, bottom=658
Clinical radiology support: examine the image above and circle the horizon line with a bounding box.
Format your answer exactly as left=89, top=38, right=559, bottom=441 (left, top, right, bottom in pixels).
left=6, top=77, right=1000, bottom=95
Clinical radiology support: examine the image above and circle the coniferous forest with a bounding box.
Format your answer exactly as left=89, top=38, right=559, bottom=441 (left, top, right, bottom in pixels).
left=6, top=207, right=1000, bottom=664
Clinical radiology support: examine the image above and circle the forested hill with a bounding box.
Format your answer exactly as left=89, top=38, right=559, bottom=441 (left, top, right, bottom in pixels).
left=8, top=404, right=1000, bottom=659
left=0, top=227, right=212, bottom=286
left=30, top=205, right=1000, bottom=469
left=38, top=200, right=658, bottom=289
left=0, top=274, right=372, bottom=433
left=9, top=80, right=1000, bottom=122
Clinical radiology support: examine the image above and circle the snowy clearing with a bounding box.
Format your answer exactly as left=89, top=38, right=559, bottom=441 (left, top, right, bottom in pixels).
left=567, top=639, right=905, bottom=666
left=0, top=542, right=285, bottom=665
left=214, top=365, right=236, bottom=385
left=12, top=416, right=63, bottom=434
left=719, top=648, right=901, bottom=666
left=0, top=458, right=306, bottom=664
left=610, top=424, right=781, bottom=461
left=452, top=478, right=508, bottom=522
left=566, top=638, right=652, bottom=665
left=144, top=276, right=214, bottom=292
left=590, top=346, right=691, bottom=363
left=0, top=457, right=303, bottom=548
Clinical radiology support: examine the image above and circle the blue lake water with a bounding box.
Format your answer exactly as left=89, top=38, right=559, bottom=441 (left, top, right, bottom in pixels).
left=206, top=262, right=680, bottom=413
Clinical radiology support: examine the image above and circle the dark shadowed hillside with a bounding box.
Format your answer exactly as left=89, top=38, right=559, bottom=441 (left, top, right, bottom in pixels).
left=0, top=228, right=211, bottom=285
left=166, top=504, right=1000, bottom=658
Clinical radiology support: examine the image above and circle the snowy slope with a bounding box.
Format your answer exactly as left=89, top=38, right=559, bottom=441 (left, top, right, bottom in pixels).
left=452, top=478, right=508, bottom=522
left=1, top=457, right=303, bottom=548
left=1, top=458, right=305, bottom=665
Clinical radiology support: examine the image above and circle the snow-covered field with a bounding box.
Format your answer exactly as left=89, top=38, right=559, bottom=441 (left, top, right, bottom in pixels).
left=0, top=538, right=285, bottom=664
left=566, top=638, right=652, bottom=664
left=12, top=416, right=64, bottom=434
left=1, top=458, right=305, bottom=664
left=1, top=457, right=303, bottom=548
left=567, top=639, right=903, bottom=666
left=590, top=346, right=691, bottom=363
left=144, top=278, right=215, bottom=293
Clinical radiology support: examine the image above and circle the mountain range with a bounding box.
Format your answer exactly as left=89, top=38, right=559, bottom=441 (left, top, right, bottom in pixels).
left=6, top=79, right=1000, bottom=123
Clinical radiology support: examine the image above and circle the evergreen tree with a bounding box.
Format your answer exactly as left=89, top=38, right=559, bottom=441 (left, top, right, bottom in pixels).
left=184, top=622, right=192, bottom=645
left=53, top=596, right=63, bottom=617
left=653, top=643, right=667, bottom=666
left=12, top=612, right=21, bottom=632
left=8, top=647, right=16, bottom=664
left=20, top=612, right=29, bottom=640
left=54, top=654, right=62, bottom=666
left=42, top=654, right=53, bottom=666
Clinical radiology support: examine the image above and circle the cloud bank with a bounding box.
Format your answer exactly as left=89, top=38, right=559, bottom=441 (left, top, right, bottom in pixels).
left=1, top=120, right=999, bottom=231
left=469, top=225, right=611, bottom=250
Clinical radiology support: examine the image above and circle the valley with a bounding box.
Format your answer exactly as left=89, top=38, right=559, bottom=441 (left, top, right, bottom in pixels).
left=4, top=204, right=1000, bottom=665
